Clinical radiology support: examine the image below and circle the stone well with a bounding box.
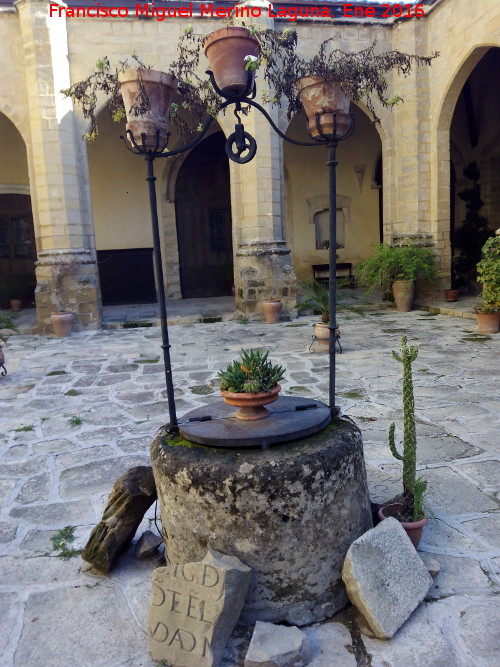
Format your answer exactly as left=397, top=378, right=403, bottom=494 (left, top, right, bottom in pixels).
left=150, top=418, right=372, bottom=626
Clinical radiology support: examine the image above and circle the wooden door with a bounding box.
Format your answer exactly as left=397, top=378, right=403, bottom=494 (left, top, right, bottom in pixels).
left=175, top=132, right=233, bottom=298
left=0, top=194, right=36, bottom=306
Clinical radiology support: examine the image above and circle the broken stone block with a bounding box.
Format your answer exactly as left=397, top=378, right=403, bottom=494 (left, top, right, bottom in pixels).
left=244, top=621, right=311, bottom=667
left=134, top=530, right=163, bottom=559
left=149, top=550, right=251, bottom=667
left=82, top=466, right=156, bottom=573
left=342, top=517, right=433, bottom=639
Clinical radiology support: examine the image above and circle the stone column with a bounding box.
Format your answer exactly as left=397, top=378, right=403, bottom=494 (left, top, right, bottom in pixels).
left=15, top=0, right=101, bottom=332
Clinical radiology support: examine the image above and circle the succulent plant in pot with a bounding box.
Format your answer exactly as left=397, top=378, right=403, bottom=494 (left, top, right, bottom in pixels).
left=378, top=336, right=428, bottom=549
left=218, top=348, right=285, bottom=421
left=475, top=233, right=500, bottom=334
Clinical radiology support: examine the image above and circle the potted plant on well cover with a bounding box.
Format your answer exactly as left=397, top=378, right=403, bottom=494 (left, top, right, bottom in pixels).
left=218, top=348, right=285, bottom=421
left=261, top=34, right=438, bottom=138
left=356, top=243, right=441, bottom=312
left=475, top=233, right=500, bottom=334
left=378, top=336, right=428, bottom=549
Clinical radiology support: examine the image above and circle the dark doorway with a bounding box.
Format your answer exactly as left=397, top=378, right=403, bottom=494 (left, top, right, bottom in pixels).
left=175, top=131, right=233, bottom=298
left=0, top=194, right=36, bottom=307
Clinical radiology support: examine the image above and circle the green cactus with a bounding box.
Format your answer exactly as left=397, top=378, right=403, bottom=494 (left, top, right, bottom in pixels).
left=389, top=335, right=427, bottom=519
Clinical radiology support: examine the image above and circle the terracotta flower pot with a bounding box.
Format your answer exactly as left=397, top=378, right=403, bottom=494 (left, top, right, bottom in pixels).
left=444, top=289, right=459, bottom=302
left=392, top=280, right=415, bottom=312
left=118, top=69, right=178, bottom=151
left=297, top=76, right=351, bottom=139
left=50, top=312, right=74, bottom=337
left=10, top=299, right=22, bottom=311
left=476, top=311, right=500, bottom=334
left=262, top=299, right=282, bottom=324
left=203, top=27, right=260, bottom=96
left=313, top=322, right=330, bottom=349
left=378, top=503, right=428, bottom=549
left=221, top=384, right=281, bottom=421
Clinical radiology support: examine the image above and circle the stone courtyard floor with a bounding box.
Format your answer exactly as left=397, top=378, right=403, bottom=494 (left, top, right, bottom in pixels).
left=0, top=307, right=499, bottom=666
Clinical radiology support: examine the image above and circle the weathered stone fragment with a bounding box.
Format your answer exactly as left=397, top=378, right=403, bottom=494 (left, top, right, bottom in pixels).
left=244, top=621, right=311, bottom=667
left=81, top=466, right=156, bottom=573
left=135, top=530, right=163, bottom=559
left=149, top=550, right=251, bottom=667
left=419, top=553, right=441, bottom=579
left=342, top=518, right=433, bottom=639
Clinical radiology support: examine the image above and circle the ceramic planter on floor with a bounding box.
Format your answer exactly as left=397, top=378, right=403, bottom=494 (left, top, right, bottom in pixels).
left=476, top=311, right=499, bottom=334
left=50, top=312, right=74, bottom=337
left=392, top=280, right=415, bottom=312
left=221, top=384, right=281, bottom=421
left=378, top=503, right=428, bottom=549
left=203, top=27, right=260, bottom=96
left=118, top=69, right=178, bottom=151
left=262, top=299, right=282, bottom=324
left=444, top=289, right=459, bottom=302
left=10, top=299, right=22, bottom=311
left=297, top=76, right=351, bottom=139
left=313, top=322, right=330, bottom=349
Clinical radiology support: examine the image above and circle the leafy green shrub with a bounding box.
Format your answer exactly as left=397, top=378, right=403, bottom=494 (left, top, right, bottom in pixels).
left=476, top=235, right=500, bottom=313
left=218, top=349, right=285, bottom=394
left=356, top=244, right=441, bottom=295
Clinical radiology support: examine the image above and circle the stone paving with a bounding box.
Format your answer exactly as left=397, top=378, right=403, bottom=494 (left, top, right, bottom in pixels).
left=0, top=307, right=499, bottom=666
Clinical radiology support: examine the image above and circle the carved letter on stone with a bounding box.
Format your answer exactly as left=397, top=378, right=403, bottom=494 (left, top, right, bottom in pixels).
left=149, top=550, right=251, bottom=667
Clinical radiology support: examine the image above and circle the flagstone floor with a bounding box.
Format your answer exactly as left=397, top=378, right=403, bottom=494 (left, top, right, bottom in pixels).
left=0, top=307, right=499, bottom=666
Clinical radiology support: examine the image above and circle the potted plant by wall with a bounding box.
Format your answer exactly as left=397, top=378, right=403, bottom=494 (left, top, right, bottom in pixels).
left=261, top=255, right=285, bottom=324
left=356, top=243, right=441, bottom=312
left=378, top=336, right=428, bottom=549
left=50, top=259, right=76, bottom=337
left=218, top=348, right=285, bottom=421
left=475, top=233, right=500, bottom=334
left=5, top=274, right=35, bottom=311
left=262, top=34, right=438, bottom=138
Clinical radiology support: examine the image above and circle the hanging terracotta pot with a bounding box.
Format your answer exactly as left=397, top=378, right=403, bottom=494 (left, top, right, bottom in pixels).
left=392, top=280, right=415, bottom=312
left=297, top=76, right=351, bottom=139
left=476, top=311, right=500, bottom=334
left=262, top=299, right=282, bottom=324
left=118, top=69, right=178, bottom=151
left=203, top=27, right=260, bottom=96
left=221, top=384, right=281, bottom=421
left=50, top=312, right=74, bottom=337
left=378, top=503, right=428, bottom=550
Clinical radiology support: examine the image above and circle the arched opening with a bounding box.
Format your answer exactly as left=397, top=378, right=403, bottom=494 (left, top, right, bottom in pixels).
left=175, top=131, right=233, bottom=298
left=87, top=107, right=156, bottom=305
left=448, top=47, right=499, bottom=287
left=283, top=105, right=383, bottom=282
left=0, top=113, right=36, bottom=308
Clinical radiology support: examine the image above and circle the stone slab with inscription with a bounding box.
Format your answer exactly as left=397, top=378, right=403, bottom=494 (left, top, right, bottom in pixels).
left=149, top=550, right=251, bottom=667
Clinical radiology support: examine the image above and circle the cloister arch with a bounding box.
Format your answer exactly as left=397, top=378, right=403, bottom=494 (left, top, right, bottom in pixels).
left=283, top=104, right=383, bottom=282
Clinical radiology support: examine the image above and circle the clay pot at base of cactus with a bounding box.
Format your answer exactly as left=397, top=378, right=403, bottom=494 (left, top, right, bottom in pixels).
left=203, top=27, right=260, bottom=96
left=221, top=384, right=281, bottom=421
left=476, top=311, right=499, bottom=334
left=378, top=503, right=428, bottom=549
left=50, top=312, right=74, bottom=337
left=261, top=299, right=282, bottom=324
left=392, top=280, right=415, bottom=312
left=296, top=76, right=351, bottom=139
left=118, top=69, right=178, bottom=152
